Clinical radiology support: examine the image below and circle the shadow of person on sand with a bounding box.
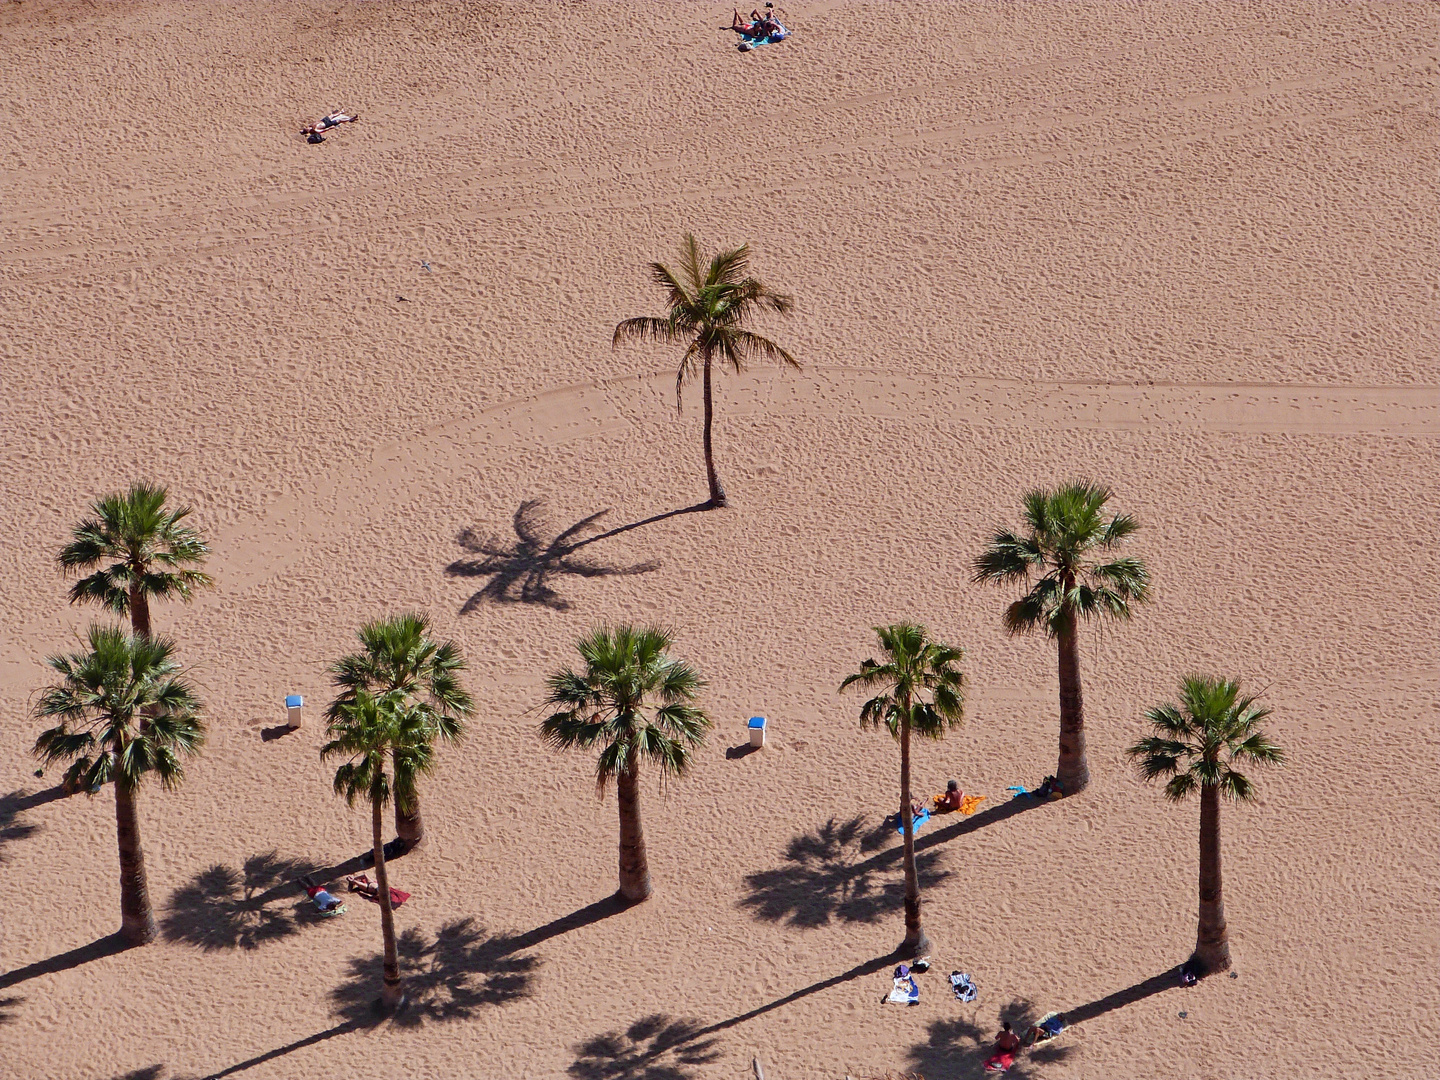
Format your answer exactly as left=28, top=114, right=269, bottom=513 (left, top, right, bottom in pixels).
left=907, top=998, right=1076, bottom=1079
left=739, top=815, right=951, bottom=928
left=332, top=917, right=539, bottom=1027
left=447, top=500, right=665, bottom=613
left=568, top=1014, right=722, bottom=1080
left=161, top=851, right=324, bottom=951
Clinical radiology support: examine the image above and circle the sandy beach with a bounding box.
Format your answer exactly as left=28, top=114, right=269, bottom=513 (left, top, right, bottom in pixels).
left=1, top=2, right=1436, bottom=1077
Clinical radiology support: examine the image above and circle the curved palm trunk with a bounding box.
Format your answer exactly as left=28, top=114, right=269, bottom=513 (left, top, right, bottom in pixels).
left=373, top=796, right=405, bottom=1011
left=115, top=782, right=156, bottom=945
left=701, top=355, right=727, bottom=508
left=1192, top=782, right=1231, bottom=974
left=898, top=713, right=931, bottom=958
left=393, top=748, right=425, bottom=852
left=1054, top=612, right=1090, bottom=795
left=616, top=762, right=652, bottom=902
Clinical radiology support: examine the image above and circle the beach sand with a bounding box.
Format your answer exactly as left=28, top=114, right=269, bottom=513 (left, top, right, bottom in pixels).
left=1, top=2, right=1436, bottom=1077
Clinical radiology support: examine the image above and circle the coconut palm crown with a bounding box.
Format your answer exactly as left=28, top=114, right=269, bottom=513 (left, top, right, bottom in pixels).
left=58, top=482, right=213, bottom=638
left=1128, top=675, right=1284, bottom=975
left=33, top=625, right=205, bottom=944
left=539, top=625, right=710, bottom=902
left=840, top=623, right=965, bottom=957
left=972, top=482, right=1149, bottom=794
left=613, top=233, right=797, bottom=508
left=326, top=612, right=472, bottom=851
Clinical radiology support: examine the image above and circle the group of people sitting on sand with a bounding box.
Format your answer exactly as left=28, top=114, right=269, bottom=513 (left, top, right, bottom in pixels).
left=888, top=779, right=980, bottom=826
left=728, top=5, right=783, bottom=38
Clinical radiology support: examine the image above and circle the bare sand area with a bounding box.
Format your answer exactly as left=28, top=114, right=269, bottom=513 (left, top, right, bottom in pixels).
left=1, top=2, right=1437, bottom=1077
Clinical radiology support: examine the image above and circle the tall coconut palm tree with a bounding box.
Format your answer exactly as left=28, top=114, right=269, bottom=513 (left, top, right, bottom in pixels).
left=323, top=687, right=431, bottom=1013
left=613, top=234, right=797, bottom=508
left=58, top=482, right=213, bottom=639
left=539, top=625, right=710, bottom=903
left=326, top=613, right=472, bottom=853
left=32, top=625, right=205, bottom=945
left=840, top=623, right=966, bottom=958
left=972, top=483, right=1149, bottom=795
left=1127, top=675, right=1283, bottom=975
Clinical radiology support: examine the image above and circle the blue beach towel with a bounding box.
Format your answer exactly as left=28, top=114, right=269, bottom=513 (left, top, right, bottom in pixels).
left=738, top=20, right=789, bottom=51
left=897, top=807, right=931, bottom=835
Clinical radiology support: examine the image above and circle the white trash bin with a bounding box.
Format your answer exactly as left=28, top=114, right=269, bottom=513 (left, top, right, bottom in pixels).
left=285, top=694, right=304, bottom=729
left=748, top=715, right=766, bottom=748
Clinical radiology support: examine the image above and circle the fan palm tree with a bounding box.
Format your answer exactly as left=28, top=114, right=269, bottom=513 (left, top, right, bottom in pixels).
left=323, top=687, right=431, bottom=1013
left=613, top=234, right=797, bottom=508
left=1127, top=675, right=1283, bottom=976
left=539, top=625, right=710, bottom=903
left=58, top=482, right=213, bottom=639
left=972, top=483, right=1149, bottom=795
left=326, top=613, right=472, bottom=853
left=840, top=623, right=966, bottom=957
left=32, top=625, right=205, bottom=945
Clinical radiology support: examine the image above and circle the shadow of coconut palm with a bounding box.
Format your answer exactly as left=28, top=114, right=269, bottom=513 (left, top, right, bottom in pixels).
left=568, top=1014, right=722, bottom=1080
left=447, top=500, right=661, bottom=613
left=739, top=815, right=951, bottom=928
left=332, top=917, right=538, bottom=1027
left=162, top=851, right=323, bottom=951
left=905, top=999, right=1076, bottom=1080
left=0, top=994, right=21, bottom=1026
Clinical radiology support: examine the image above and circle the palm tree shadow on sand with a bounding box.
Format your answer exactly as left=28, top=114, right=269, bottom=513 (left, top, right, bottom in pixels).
left=568, top=1014, right=722, bottom=1080
left=740, top=798, right=1044, bottom=929
left=446, top=500, right=703, bottom=613
left=907, top=999, right=1076, bottom=1080
left=332, top=917, right=539, bottom=1028
left=188, top=894, right=628, bottom=1077
left=161, top=851, right=326, bottom=951
left=0, top=785, right=67, bottom=864
left=739, top=815, right=952, bottom=928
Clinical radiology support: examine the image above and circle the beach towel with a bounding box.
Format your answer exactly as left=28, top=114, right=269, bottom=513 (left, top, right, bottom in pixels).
left=960, top=794, right=986, bottom=815
left=886, top=965, right=920, bottom=1005
left=950, top=971, right=977, bottom=1002
left=1035, top=1012, right=1064, bottom=1041
left=738, top=20, right=789, bottom=51
left=1006, top=784, right=1029, bottom=798
left=896, top=806, right=931, bottom=835
left=982, top=1050, right=1015, bottom=1072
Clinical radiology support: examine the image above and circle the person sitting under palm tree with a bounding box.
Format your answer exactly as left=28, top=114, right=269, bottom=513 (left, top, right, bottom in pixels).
left=933, top=779, right=964, bottom=812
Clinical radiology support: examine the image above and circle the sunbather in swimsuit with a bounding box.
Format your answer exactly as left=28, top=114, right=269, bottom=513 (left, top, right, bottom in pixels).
left=983, top=1022, right=1022, bottom=1071
left=934, top=779, right=964, bottom=812
left=302, top=111, right=359, bottom=142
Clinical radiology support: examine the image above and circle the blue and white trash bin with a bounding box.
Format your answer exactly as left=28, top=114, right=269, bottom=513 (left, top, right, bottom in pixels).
left=748, top=715, right=767, bottom=749
left=285, top=694, right=304, bottom=729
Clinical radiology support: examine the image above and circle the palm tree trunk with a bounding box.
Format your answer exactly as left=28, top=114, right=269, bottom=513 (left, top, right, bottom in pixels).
left=373, top=795, right=405, bottom=1012
left=1055, top=611, right=1089, bottom=795
left=616, top=762, right=652, bottom=902
left=1192, top=782, right=1231, bottom=974
left=898, top=712, right=931, bottom=958
left=128, top=582, right=151, bottom=639
left=130, top=583, right=154, bottom=735
left=393, top=747, right=425, bottom=852
left=702, top=355, right=727, bottom=508
left=114, top=782, right=156, bottom=945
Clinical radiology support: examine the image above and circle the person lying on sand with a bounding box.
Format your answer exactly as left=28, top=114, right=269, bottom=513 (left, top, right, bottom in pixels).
left=729, top=5, right=780, bottom=36
left=983, top=1021, right=1022, bottom=1072
left=300, top=876, right=345, bottom=914
left=302, top=111, right=359, bottom=143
